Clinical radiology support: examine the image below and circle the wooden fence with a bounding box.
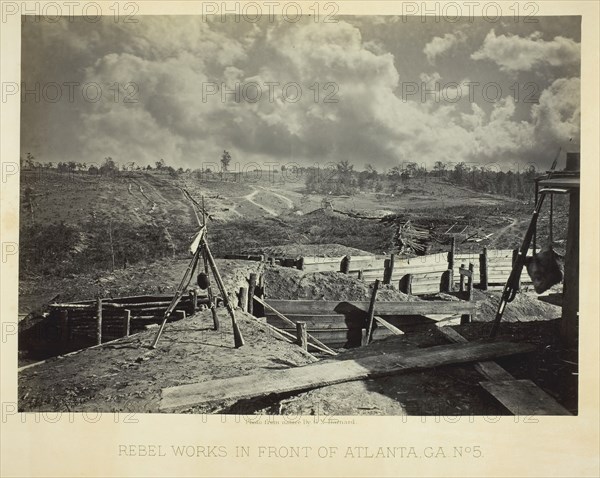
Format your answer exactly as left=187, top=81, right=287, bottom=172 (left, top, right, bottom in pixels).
left=262, top=297, right=477, bottom=347
left=292, top=241, right=539, bottom=295
left=47, top=293, right=209, bottom=351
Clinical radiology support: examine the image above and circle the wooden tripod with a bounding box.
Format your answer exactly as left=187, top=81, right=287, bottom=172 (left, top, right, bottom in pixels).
left=150, top=226, right=245, bottom=349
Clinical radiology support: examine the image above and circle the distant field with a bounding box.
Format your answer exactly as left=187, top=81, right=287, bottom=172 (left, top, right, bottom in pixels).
left=18, top=168, right=569, bottom=311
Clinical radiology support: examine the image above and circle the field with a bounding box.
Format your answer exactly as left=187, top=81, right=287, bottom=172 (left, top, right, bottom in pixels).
left=17, top=167, right=575, bottom=415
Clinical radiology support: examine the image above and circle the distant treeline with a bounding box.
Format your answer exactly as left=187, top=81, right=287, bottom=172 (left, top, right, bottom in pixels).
left=303, top=160, right=539, bottom=200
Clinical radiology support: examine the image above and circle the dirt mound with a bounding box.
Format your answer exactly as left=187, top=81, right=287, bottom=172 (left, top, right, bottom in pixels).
left=473, top=289, right=562, bottom=322
left=263, top=265, right=419, bottom=302
left=18, top=309, right=316, bottom=413
left=256, top=243, right=373, bottom=258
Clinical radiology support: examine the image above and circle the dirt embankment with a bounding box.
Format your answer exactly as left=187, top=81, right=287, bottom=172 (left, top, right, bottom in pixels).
left=262, top=265, right=419, bottom=302
left=18, top=309, right=316, bottom=413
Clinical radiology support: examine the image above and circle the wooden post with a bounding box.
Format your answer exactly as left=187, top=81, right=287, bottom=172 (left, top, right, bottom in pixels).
left=480, top=247, right=489, bottom=291
left=238, top=286, right=248, bottom=312
left=459, top=264, right=466, bottom=292
left=59, top=310, right=69, bottom=347
left=561, top=189, right=579, bottom=347
left=512, top=249, right=521, bottom=291
left=247, top=273, right=257, bottom=315
left=467, top=263, right=474, bottom=301
left=357, top=270, right=363, bottom=281
left=448, top=236, right=455, bottom=270
left=340, top=255, right=351, bottom=274
left=95, top=298, right=103, bottom=345
left=363, top=279, right=380, bottom=346
left=383, top=254, right=395, bottom=285
left=123, top=309, right=131, bottom=337
left=189, top=289, right=198, bottom=314
left=296, top=321, right=307, bottom=351
left=383, top=258, right=391, bottom=284
left=399, top=274, right=413, bottom=294
left=441, top=270, right=451, bottom=293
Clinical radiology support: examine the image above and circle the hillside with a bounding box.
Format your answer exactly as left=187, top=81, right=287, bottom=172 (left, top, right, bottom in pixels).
left=18, top=168, right=569, bottom=314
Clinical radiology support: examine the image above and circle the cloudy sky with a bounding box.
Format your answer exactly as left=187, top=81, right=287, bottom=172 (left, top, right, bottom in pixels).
left=21, top=15, right=580, bottom=171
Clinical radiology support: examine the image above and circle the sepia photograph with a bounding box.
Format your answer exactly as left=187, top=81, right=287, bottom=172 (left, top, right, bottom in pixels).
left=2, top=1, right=599, bottom=477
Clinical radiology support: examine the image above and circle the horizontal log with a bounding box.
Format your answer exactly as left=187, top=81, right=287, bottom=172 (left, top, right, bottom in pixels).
left=265, top=300, right=476, bottom=316
left=391, top=266, right=449, bottom=279
left=301, top=255, right=346, bottom=264
left=302, top=263, right=345, bottom=273
left=266, top=315, right=352, bottom=330
left=160, top=341, right=535, bottom=411
left=411, top=287, right=442, bottom=295
left=223, top=254, right=265, bottom=261
left=348, top=259, right=387, bottom=269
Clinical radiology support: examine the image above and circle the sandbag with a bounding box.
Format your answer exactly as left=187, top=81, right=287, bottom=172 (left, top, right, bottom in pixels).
left=525, top=248, right=564, bottom=294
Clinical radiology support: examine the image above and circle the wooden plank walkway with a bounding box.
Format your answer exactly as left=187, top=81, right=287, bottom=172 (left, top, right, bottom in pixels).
left=480, top=380, right=572, bottom=415
left=438, top=326, right=571, bottom=415
left=160, top=341, right=534, bottom=411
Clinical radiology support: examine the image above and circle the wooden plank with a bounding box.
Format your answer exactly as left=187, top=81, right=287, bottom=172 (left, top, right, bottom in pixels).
left=349, top=259, right=387, bottom=270
left=265, top=315, right=356, bottom=330
left=391, top=263, right=449, bottom=277
left=438, top=327, right=514, bottom=381
left=302, top=263, right=345, bottom=273
left=374, top=316, right=403, bottom=335
left=265, top=300, right=476, bottom=316
left=255, top=297, right=337, bottom=356
left=301, top=256, right=345, bottom=264
left=480, top=380, right=572, bottom=415
left=160, top=341, right=535, bottom=411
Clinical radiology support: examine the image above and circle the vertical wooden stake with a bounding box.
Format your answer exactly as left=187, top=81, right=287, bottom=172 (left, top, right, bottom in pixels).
left=448, top=237, right=456, bottom=270
left=190, top=289, right=198, bottom=314
left=480, top=247, right=489, bottom=291
left=247, top=273, right=257, bottom=315
left=383, top=254, right=395, bottom=285
left=468, top=263, right=475, bottom=301
left=357, top=270, right=363, bottom=281
left=95, top=298, right=103, bottom=345
left=383, top=258, right=390, bottom=284
left=238, top=286, right=248, bottom=312
left=296, top=321, right=307, bottom=351
left=459, top=264, right=466, bottom=292
left=123, top=309, right=131, bottom=337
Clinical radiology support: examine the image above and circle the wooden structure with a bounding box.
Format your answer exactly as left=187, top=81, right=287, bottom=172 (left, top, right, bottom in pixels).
left=159, top=340, right=535, bottom=411
left=281, top=247, right=538, bottom=295
left=439, top=327, right=571, bottom=415
left=535, top=153, right=580, bottom=346
left=47, top=294, right=208, bottom=351
left=261, top=297, right=477, bottom=348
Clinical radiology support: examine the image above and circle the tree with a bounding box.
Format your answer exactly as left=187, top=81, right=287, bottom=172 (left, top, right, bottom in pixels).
left=221, top=150, right=232, bottom=172
left=99, top=157, right=118, bottom=176
left=433, top=161, right=447, bottom=177
left=155, top=158, right=165, bottom=170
